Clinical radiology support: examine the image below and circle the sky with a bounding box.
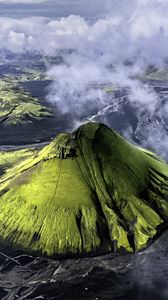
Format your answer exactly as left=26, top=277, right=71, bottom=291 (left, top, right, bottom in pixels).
left=0, top=0, right=115, bottom=18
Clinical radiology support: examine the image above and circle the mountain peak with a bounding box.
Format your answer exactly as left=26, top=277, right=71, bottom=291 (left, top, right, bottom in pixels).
left=0, top=122, right=167, bottom=257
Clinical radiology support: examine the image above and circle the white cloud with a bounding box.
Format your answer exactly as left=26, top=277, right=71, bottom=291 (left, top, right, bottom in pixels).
left=0, top=0, right=168, bottom=143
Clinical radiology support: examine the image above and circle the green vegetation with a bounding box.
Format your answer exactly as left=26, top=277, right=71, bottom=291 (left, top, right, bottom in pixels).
left=0, top=77, right=52, bottom=126
left=0, top=148, right=38, bottom=176
left=142, top=66, right=168, bottom=81
left=104, top=86, right=119, bottom=93
left=0, top=122, right=167, bottom=257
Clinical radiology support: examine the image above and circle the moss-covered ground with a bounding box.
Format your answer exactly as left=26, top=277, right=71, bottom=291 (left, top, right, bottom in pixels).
left=138, top=66, right=168, bottom=81
left=0, top=122, right=167, bottom=257
left=0, top=77, right=52, bottom=126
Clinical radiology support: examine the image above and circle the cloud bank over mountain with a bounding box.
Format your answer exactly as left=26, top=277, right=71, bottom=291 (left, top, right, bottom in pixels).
left=0, top=0, right=167, bottom=62
left=1, top=0, right=168, bottom=154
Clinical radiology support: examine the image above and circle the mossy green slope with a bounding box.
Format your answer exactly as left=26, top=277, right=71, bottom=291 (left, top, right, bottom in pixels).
left=0, top=147, right=39, bottom=176
left=0, top=78, right=52, bottom=126
left=0, top=122, right=168, bottom=257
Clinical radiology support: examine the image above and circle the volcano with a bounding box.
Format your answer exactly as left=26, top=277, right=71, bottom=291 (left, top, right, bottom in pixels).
left=0, top=122, right=168, bottom=257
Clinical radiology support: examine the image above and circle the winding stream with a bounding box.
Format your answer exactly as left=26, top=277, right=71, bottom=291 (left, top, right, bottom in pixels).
left=0, top=230, right=167, bottom=299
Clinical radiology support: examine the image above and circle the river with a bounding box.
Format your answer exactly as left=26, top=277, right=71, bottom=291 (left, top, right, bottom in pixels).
left=0, top=229, right=167, bottom=300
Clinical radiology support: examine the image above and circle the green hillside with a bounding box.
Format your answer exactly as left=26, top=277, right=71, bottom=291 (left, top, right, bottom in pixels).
left=0, top=122, right=168, bottom=257
left=0, top=78, right=52, bottom=126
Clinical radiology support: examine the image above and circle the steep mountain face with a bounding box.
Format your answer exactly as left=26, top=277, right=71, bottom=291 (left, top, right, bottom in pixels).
left=0, top=122, right=168, bottom=257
